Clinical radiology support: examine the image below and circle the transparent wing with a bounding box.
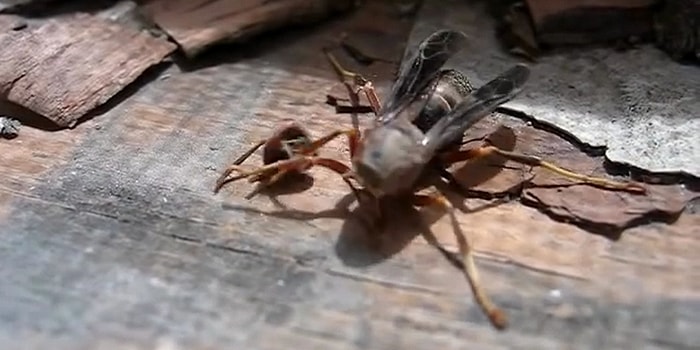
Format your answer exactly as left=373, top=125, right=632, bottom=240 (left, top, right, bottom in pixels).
left=378, top=29, right=468, bottom=124
left=421, top=64, right=531, bottom=153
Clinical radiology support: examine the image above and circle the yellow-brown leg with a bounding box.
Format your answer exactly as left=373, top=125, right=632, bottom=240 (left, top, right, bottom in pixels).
left=232, top=140, right=266, bottom=166
left=439, top=145, right=646, bottom=194
left=216, top=128, right=360, bottom=192
left=241, top=167, right=295, bottom=200
left=220, top=155, right=363, bottom=199
left=300, top=128, right=361, bottom=159
left=214, top=140, right=266, bottom=193
left=313, top=157, right=363, bottom=200
left=243, top=157, right=347, bottom=200
left=323, top=49, right=382, bottom=115
left=411, top=193, right=508, bottom=330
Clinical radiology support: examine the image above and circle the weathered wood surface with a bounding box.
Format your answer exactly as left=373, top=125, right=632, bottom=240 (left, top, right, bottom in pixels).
left=141, top=0, right=358, bottom=58
left=0, top=12, right=175, bottom=128
left=0, top=1, right=698, bottom=349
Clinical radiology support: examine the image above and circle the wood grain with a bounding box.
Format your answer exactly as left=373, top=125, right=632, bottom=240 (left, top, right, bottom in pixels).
left=0, top=13, right=175, bottom=128
left=0, top=1, right=697, bottom=349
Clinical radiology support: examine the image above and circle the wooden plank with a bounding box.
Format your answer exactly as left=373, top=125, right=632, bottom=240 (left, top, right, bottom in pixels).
left=141, top=0, right=358, bottom=58
left=0, top=13, right=175, bottom=128
left=0, top=1, right=698, bottom=349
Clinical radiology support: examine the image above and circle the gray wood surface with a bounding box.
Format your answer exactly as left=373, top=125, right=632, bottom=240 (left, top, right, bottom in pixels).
left=0, top=1, right=698, bottom=349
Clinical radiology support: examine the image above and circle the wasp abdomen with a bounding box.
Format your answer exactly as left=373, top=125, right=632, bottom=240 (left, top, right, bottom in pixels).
left=414, top=69, right=473, bottom=134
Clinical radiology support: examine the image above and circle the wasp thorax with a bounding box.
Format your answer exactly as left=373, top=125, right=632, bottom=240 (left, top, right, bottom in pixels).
left=353, top=119, right=427, bottom=196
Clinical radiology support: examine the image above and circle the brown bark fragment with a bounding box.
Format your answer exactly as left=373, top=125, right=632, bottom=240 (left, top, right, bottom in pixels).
left=0, top=13, right=176, bottom=128
left=522, top=182, right=693, bottom=233
left=141, top=0, right=358, bottom=58
left=450, top=114, right=695, bottom=235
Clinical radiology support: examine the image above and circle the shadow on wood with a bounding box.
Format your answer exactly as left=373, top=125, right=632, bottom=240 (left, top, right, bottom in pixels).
left=452, top=124, right=519, bottom=193
left=243, top=172, right=316, bottom=203
left=334, top=193, right=510, bottom=268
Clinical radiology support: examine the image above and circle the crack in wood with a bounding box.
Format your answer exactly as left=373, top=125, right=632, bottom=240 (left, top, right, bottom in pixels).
left=496, top=107, right=700, bottom=187
left=324, top=268, right=449, bottom=296
left=474, top=251, right=589, bottom=281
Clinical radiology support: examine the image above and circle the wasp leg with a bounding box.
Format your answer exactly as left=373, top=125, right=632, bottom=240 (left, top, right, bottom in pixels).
left=411, top=193, right=508, bottom=330
left=214, top=140, right=267, bottom=193
left=242, top=168, right=293, bottom=200
left=252, top=159, right=366, bottom=207
left=232, top=140, right=266, bottom=166
left=224, top=155, right=362, bottom=199
left=324, top=49, right=382, bottom=115
left=438, top=146, right=646, bottom=194
left=301, top=128, right=360, bottom=159
left=216, top=128, right=361, bottom=193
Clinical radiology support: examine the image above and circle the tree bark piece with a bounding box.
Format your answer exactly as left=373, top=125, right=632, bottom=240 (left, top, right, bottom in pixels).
left=140, top=0, right=358, bottom=58
left=451, top=113, right=695, bottom=237
left=524, top=0, right=657, bottom=45
left=0, top=13, right=176, bottom=128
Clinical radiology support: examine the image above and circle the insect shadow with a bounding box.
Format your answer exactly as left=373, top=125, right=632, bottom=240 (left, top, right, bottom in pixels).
left=334, top=125, right=518, bottom=267
left=222, top=124, right=517, bottom=269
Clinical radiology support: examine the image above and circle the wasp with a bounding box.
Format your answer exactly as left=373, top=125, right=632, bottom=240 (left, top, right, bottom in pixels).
left=215, top=29, right=647, bottom=329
